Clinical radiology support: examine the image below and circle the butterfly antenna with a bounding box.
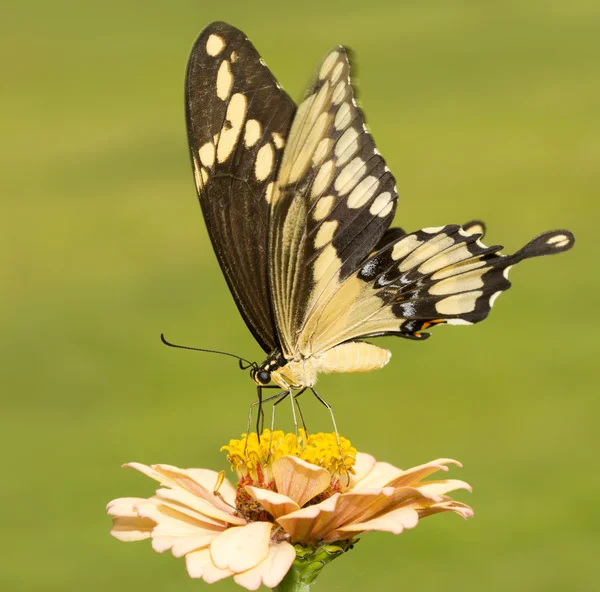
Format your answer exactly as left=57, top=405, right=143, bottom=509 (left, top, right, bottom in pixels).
left=160, top=333, right=257, bottom=370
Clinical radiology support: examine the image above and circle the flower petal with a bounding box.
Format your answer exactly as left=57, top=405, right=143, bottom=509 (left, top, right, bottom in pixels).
left=343, top=453, right=376, bottom=491
left=418, top=499, right=474, bottom=520
left=276, top=493, right=340, bottom=543
left=386, top=459, right=462, bottom=489
left=154, top=486, right=245, bottom=526
left=416, top=479, right=472, bottom=497
left=210, top=522, right=272, bottom=573
left=186, top=468, right=237, bottom=506
left=349, top=461, right=403, bottom=490
left=186, top=548, right=234, bottom=583
left=233, top=542, right=296, bottom=590
left=273, top=456, right=331, bottom=507
left=244, top=486, right=300, bottom=518
left=107, top=497, right=156, bottom=542
left=336, top=506, right=419, bottom=535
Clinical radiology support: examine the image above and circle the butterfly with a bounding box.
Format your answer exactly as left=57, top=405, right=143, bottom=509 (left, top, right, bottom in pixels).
left=183, top=21, right=574, bottom=407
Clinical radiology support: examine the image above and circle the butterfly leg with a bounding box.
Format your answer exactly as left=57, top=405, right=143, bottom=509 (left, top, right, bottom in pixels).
left=245, top=386, right=283, bottom=450
left=292, top=388, right=308, bottom=438
left=310, top=388, right=348, bottom=481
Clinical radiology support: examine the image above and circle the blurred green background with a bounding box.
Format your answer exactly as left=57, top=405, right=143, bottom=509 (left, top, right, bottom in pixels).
left=2, top=0, right=597, bottom=590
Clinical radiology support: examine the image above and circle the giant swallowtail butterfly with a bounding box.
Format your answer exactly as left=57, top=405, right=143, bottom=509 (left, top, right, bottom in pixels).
left=183, top=21, right=574, bottom=405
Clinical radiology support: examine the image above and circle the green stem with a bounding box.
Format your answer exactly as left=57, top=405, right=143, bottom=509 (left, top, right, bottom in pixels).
left=272, top=540, right=358, bottom=592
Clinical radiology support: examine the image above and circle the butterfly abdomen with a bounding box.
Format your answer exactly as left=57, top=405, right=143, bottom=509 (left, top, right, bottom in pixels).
left=317, top=341, right=391, bottom=374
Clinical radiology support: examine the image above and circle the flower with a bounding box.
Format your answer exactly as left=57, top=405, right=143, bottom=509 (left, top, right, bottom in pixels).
left=107, top=430, right=472, bottom=589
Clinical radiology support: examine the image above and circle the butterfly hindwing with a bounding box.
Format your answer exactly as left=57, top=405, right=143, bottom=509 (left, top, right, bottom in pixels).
left=269, top=47, right=399, bottom=356
left=185, top=22, right=296, bottom=352
left=300, top=224, right=575, bottom=353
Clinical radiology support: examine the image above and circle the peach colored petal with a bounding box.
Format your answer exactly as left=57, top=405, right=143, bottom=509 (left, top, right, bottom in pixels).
left=349, top=461, right=403, bottom=491
left=273, top=456, right=331, bottom=507
left=107, top=497, right=156, bottom=542
left=418, top=499, right=474, bottom=520
left=186, top=548, right=235, bottom=583
left=416, top=479, right=472, bottom=498
left=386, top=459, right=462, bottom=489
left=135, top=500, right=223, bottom=533
left=186, top=468, right=237, bottom=506
left=244, top=486, right=300, bottom=518
left=277, top=493, right=340, bottom=543
left=344, top=452, right=376, bottom=491
left=123, top=462, right=170, bottom=484
left=153, top=464, right=234, bottom=514
left=336, top=506, right=419, bottom=535
left=110, top=516, right=155, bottom=541
left=210, top=522, right=272, bottom=573
left=154, top=487, right=245, bottom=526
left=233, top=542, right=296, bottom=590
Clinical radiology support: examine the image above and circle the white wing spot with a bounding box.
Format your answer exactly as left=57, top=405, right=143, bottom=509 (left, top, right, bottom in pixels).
left=428, top=268, right=489, bottom=296
left=335, top=127, right=359, bottom=166
left=503, top=265, right=513, bottom=279
left=255, top=143, right=274, bottom=181
left=198, top=142, right=215, bottom=168
left=265, top=181, right=275, bottom=204
left=370, top=192, right=392, bottom=215
left=392, top=235, right=424, bottom=261
left=334, top=157, right=366, bottom=195
left=331, top=62, right=344, bottom=83
left=347, top=175, right=379, bottom=208
left=217, top=93, right=248, bottom=163
left=216, top=60, right=233, bottom=101
left=378, top=200, right=394, bottom=217
left=334, top=103, right=352, bottom=130
left=244, top=119, right=262, bottom=148
left=311, top=160, right=336, bottom=198
left=313, top=137, right=334, bottom=166
left=201, top=167, right=209, bottom=185
left=314, top=220, right=339, bottom=249
left=400, top=234, right=455, bottom=272
left=422, top=226, right=445, bottom=234
left=271, top=132, right=285, bottom=149
left=192, top=157, right=204, bottom=191
left=230, top=51, right=238, bottom=63
left=313, top=195, right=335, bottom=221
left=319, top=52, right=338, bottom=79
left=436, top=291, right=482, bottom=315
left=206, top=34, right=225, bottom=56
left=332, top=81, right=346, bottom=105
left=446, top=318, right=472, bottom=325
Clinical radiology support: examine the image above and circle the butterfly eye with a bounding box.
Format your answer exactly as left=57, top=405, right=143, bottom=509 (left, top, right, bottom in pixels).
left=257, top=370, right=271, bottom=385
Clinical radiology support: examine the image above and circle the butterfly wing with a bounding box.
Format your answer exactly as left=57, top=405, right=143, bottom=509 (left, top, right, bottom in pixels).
left=185, top=22, right=295, bottom=353
left=299, top=224, right=575, bottom=354
left=269, top=48, right=398, bottom=356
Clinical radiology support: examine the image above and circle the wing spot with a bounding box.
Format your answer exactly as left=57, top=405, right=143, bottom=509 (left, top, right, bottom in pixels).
left=422, top=226, right=445, bottom=234
left=313, top=195, right=335, bottom=221
left=255, top=143, right=274, bottom=181
left=311, top=160, right=336, bottom=198
left=334, top=103, right=352, bottom=130
left=244, top=119, right=262, bottom=148
left=332, top=81, right=346, bottom=105
left=431, top=259, right=486, bottom=280
left=547, top=234, right=570, bottom=247
left=319, top=52, right=339, bottom=79
left=370, top=192, right=392, bottom=216
left=428, top=268, right=489, bottom=295
left=400, top=234, right=455, bottom=272
left=313, top=244, right=340, bottom=282
left=216, top=60, right=233, bottom=100
left=503, top=265, right=513, bottom=279
left=198, top=142, right=216, bottom=168
left=378, top=200, right=394, bottom=218
left=201, top=167, right=209, bottom=185
left=272, top=132, right=285, bottom=149
left=313, top=137, right=334, bottom=166
left=435, top=291, right=482, bottom=315
left=347, top=175, right=379, bottom=208
left=335, top=127, right=359, bottom=165
left=392, top=235, right=424, bottom=261
left=419, top=244, right=473, bottom=275
left=331, top=62, right=344, bottom=83
left=192, top=157, right=204, bottom=191
left=230, top=51, right=238, bottom=63
left=314, top=220, right=339, bottom=249
left=265, top=181, right=275, bottom=204
left=217, top=93, right=248, bottom=163
left=206, top=34, right=225, bottom=56
left=334, top=157, right=366, bottom=195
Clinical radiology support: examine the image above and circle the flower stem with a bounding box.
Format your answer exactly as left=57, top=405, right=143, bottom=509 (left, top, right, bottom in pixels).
left=273, top=541, right=358, bottom=591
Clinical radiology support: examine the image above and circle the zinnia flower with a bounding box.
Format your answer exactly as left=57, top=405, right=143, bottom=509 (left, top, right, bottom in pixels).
left=107, top=430, right=472, bottom=590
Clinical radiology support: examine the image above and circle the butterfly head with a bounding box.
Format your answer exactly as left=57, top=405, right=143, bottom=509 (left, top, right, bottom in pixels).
left=251, top=352, right=287, bottom=386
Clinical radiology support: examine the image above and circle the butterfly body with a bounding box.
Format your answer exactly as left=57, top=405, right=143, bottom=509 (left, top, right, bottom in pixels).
left=185, top=22, right=574, bottom=396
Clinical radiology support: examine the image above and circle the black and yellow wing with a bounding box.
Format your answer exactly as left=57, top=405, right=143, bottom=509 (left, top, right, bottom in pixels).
left=185, top=22, right=295, bottom=353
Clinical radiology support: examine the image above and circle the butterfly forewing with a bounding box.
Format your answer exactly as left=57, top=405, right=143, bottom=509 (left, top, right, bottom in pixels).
left=269, top=47, right=399, bottom=356
left=186, top=22, right=295, bottom=352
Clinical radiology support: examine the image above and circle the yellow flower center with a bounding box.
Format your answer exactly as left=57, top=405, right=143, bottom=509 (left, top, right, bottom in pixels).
left=222, top=429, right=356, bottom=488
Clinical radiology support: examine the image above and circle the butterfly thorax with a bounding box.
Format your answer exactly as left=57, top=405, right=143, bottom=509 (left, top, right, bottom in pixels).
left=252, top=350, right=315, bottom=390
